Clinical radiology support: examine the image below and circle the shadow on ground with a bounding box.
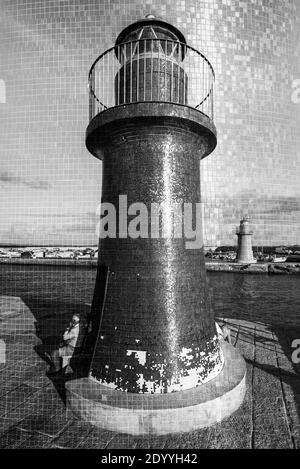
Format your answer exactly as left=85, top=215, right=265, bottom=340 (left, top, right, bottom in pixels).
left=1, top=264, right=299, bottom=448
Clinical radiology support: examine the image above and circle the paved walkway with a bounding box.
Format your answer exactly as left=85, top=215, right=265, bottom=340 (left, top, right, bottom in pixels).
left=0, top=299, right=300, bottom=448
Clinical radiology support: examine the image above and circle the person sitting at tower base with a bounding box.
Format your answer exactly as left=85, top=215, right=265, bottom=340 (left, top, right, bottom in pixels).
left=46, top=313, right=85, bottom=375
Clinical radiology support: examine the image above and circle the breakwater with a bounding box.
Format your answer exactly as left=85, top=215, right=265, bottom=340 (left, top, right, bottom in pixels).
left=206, top=262, right=300, bottom=274
left=1, top=258, right=300, bottom=274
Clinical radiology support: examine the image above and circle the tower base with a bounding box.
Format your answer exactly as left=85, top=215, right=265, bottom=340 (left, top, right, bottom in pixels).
left=65, top=342, right=246, bottom=435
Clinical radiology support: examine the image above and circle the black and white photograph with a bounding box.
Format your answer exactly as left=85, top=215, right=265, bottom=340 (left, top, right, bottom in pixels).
left=0, top=0, right=299, bottom=454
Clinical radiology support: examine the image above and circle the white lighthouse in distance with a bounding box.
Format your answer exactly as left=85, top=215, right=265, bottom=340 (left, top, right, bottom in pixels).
left=235, top=216, right=257, bottom=264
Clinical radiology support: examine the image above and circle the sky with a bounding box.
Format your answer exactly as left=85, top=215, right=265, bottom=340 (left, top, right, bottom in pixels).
left=0, top=0, right=299, bottom=247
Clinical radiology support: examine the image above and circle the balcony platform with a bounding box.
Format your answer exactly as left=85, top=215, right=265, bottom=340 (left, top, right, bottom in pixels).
left=86, top=102, right=217, bottom=160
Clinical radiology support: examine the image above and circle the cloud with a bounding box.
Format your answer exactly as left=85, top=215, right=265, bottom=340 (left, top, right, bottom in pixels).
left=0, top=171, right=51, bottom=190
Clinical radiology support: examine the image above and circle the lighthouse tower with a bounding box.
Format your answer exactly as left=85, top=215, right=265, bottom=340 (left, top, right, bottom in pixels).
left=66, top=15, right=246, bottom=435
left=236, top=216, right=256, bottom=264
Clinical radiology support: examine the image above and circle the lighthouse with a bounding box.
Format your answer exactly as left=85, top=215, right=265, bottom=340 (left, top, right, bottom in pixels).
left=66, top=15, right=246, bottom=435
left=236, top=216, right=256, bottom=264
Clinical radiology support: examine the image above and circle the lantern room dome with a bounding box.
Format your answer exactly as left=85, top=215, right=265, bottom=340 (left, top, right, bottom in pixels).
left=115, top=15, right=186, bottom=47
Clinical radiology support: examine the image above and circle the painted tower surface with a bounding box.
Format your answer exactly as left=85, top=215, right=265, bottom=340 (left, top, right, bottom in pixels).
left=236, top=216, right=256, bottom=264
left=86, top=16, right=223, bottom=394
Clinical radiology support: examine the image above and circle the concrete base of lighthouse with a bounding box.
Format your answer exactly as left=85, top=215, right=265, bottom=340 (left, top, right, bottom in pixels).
left=235, top=258, right=257, bottom=264
left=65, top=341, right=246, bottom=435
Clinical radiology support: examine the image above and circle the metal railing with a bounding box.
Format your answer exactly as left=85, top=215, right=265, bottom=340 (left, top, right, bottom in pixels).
left=88, top=38, right=215, bottom=122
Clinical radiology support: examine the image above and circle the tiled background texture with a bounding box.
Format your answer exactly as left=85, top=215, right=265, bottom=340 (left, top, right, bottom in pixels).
left=0, top=0, right=299, bottom=248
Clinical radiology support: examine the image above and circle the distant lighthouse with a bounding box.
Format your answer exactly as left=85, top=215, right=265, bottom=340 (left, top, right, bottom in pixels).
left=236, top=216, right=256, bottom=263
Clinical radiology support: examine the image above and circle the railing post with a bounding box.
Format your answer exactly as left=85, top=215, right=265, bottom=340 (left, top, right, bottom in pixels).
left=171, top=43, right=174, bottom=103
left=183, top=44, right=186, bottom=105
left=158, top=38, right=160, bottom=101
left=123, top=44, right=126, bottom=104
left=88, top=75, right=92, bottom=122
left=137, top=40, right=139, bottom=102
left=202, top=57, right=204, bottom=113
left=89, top=71, right=95, bottom=121
left=211, top=79, right=214, bottom=120
left=117, top=44, right=120, bottom=105
left=164, top=40, right=167, bottom=102
left=130, top=41, right=133, bottom=103
left=150, top=39, right=153, bottom=101
left=144, top=39, right=146, bottom=102
left=177, top=45, right=180, bottom=104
